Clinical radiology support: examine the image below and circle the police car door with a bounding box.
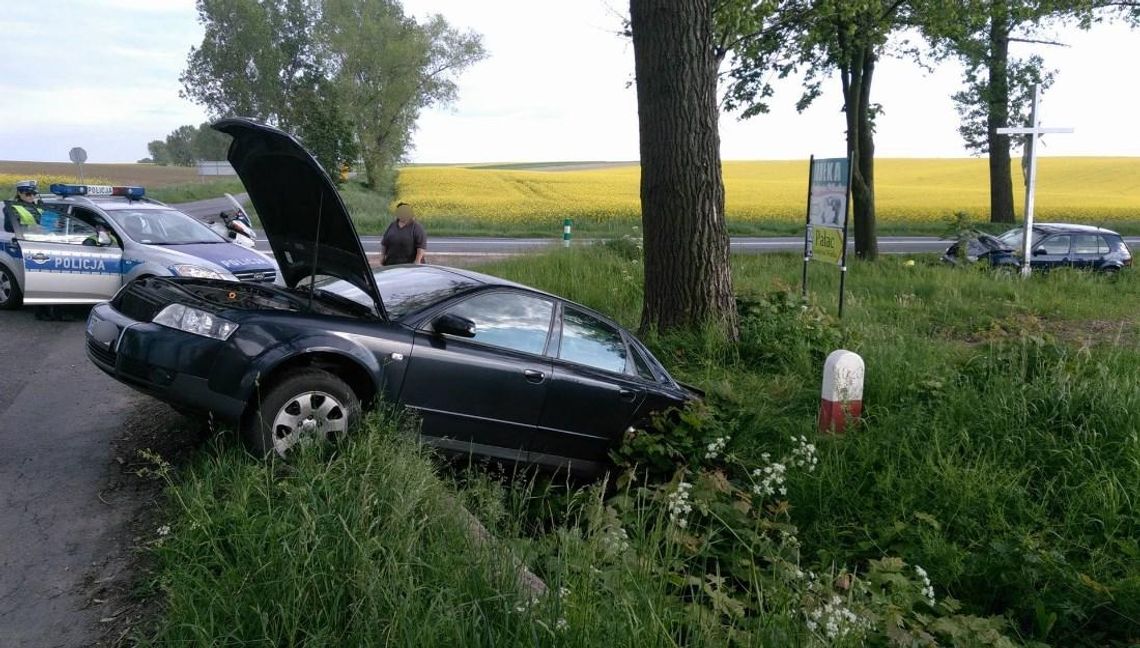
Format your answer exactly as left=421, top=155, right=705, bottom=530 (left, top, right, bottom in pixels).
left=18, top=205, right=124, bottom=303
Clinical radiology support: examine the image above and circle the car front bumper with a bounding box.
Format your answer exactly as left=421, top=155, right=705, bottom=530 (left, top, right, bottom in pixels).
left=85, top=303, right=247, bottom=421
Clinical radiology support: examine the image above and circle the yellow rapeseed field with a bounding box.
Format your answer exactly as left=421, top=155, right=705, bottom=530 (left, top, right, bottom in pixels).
left=0, top=173, right=113, bottom=194
left=396, top=157, right=1140, bottom=227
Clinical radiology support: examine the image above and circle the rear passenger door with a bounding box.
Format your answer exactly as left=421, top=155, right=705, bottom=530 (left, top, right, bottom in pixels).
left=1070, top=234, right=1108, bottom=270
left=534, top=306, right=647, bottom=465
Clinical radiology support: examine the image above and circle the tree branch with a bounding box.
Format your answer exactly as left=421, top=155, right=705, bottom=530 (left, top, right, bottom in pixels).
left=1009, top=37, right=1070, bottom=46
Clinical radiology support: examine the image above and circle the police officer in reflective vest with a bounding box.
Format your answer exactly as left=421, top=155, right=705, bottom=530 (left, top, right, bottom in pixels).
left=4, top=180, right=42, bottom=227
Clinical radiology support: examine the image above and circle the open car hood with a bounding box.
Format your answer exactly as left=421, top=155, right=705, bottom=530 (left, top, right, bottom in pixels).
left=212, top=118, right=385, bottom=319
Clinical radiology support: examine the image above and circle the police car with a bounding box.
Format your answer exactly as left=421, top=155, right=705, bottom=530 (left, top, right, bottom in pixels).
left=1, top=184, right=277, bottom=310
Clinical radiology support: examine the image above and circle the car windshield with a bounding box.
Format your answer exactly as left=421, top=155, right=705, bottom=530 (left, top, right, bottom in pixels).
left=318, top=266, right=482, bottom=319
left=105, top=209, right=226, bottom=245
left=996, top=227, right=1045, bottom=251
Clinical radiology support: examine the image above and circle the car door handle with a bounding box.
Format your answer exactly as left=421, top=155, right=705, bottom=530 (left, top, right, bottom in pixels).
left=523, top=369, right=546, bottom=384
left=619, top=388, right=639, bottom=401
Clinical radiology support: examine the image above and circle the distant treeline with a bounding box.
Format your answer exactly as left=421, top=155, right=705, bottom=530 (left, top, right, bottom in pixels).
left=141, top=123, right=231, bottom=166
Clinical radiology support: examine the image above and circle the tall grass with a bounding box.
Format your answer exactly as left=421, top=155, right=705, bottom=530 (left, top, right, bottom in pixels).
left=145, top=412, right=802, bottom=646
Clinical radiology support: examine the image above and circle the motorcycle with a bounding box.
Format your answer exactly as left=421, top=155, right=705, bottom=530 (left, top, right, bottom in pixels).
left=205, top=193, right=257, bottom=248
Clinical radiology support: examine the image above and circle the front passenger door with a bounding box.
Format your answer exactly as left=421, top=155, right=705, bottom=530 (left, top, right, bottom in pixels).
left=400, top=290, right=556, bottom=460
left=1031, top=234, right=1071, bottom=269
left=18, top=206, right=123, bottom=303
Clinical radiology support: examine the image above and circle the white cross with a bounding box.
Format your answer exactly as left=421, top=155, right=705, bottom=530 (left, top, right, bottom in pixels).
left=996, top=84, right=1073, bottom=277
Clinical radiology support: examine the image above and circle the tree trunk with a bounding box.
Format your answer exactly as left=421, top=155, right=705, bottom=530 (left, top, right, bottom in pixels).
left=841, top=45, right=879, bottom=260
left=986, top=0, right=1016, bottom=223
left=630, top=0, right=737, bottom=336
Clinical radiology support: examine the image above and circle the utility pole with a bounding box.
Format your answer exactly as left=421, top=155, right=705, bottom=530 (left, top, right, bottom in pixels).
left=996, top=85, right=1073, bottom=277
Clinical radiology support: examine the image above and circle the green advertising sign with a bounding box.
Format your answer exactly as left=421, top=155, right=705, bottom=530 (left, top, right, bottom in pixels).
left=801, top=155, right=853, bottom=317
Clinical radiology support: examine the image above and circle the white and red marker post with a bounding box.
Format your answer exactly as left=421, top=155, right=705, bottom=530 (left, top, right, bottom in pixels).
left=818, top=350, right=864, bottom=434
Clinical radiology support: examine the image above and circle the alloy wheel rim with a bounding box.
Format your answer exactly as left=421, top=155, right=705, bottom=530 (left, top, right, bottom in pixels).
left=270, top=390, right=348, bottom=457
left=0, top=273, right=10, bottom=303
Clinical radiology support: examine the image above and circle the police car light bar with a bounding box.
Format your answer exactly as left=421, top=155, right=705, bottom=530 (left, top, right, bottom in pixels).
left=49, top=184, right=145, bottom=199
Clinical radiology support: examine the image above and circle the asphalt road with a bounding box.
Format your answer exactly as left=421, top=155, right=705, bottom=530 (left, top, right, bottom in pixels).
left=0, top=309, right=190, bottom=646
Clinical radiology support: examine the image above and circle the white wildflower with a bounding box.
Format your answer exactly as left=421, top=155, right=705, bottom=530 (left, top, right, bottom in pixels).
left=599, top=525, right=630, bottom=555
left=790, top=434, right=819, bottom=473
left=156, top=524, right=171, bottom=537
left=914, top=565, right=936, bottom=605
left=556, top=617, right=568, bottom=631
left=666, top=482, right=693, bottom=528
left=804, top=590, right=870, bottom=641
left=704, top=435, right=730, bottom=460
left=750, top=460, right=787, bottom=499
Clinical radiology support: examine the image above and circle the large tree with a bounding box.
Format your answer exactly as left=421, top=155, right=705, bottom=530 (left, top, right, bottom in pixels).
left=181, top=0, right=356, bottom=178
left=182, top=0, right=481, bottom=192
left=322, top=0, right=484, bottom=192
left=922, top=0, right=1139, bottom=224
left=629, top=0, right=737, bottom=335
left=724, top=0, right=913, bottom=260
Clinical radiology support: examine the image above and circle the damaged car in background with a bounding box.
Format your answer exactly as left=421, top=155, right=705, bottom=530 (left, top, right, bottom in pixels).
left=942, top=223, right=1132, bottom=272
left=85, top=118, right=696, bottom=475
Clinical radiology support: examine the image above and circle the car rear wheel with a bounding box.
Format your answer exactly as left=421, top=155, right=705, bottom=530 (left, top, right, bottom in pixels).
left=243, top=369, right=360, bottom=459
left=0, top=265, right=22, bottom=310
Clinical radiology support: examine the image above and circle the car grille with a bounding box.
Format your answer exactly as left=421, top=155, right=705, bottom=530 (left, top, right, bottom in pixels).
left=233, top=269, right=276, bottom=283
left=86, top=338, right=116, bottom=367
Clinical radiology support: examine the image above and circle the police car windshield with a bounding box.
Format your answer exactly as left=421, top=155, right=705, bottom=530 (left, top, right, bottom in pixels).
left=105, top=209, right=225, bottom=245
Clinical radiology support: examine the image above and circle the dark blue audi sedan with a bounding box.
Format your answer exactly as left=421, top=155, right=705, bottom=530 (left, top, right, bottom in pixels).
left=943, top=223, right=1132, bottom=272
left=85, top=119, right=694, bottom=474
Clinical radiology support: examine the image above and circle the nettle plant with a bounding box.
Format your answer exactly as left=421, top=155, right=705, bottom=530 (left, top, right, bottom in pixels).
left=606, top=402, right=1022, bottom=646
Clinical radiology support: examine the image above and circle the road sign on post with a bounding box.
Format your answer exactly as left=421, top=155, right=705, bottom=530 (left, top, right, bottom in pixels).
left=802, top=155, right=853, bottom=317
left=69, top=147, right=87, bottom=182
left=996, top=85, right=1073, bottom=278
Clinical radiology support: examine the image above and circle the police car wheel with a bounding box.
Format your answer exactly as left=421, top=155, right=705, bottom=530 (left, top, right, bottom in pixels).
left=243, top=369, right=360, bottom=459
left=0, top=265, right=22, bottom=310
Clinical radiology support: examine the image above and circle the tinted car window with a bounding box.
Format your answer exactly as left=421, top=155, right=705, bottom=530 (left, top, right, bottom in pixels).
left=321, top=266, right=482, bottom=319
left=1039, top=235, right=1070, bottom=255
left=444, top=291, right=553, bottom=355
left=1072, top=234, right=1103, bottom=255
left=631, top=345, right=657, bottom=381
left=559, top=309, right=628, bottom=374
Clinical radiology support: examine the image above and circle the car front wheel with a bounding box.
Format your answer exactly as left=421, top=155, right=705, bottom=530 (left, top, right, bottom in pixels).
left=243, top=369, right=361, bottom=458
left=0, top=265, right=22, bottom=310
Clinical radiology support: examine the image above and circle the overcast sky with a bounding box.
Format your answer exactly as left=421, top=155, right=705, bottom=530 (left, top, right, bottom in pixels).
left=1, top=0, right=1137, bottom=164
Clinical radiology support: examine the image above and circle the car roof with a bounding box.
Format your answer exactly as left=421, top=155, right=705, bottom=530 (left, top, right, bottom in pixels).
left=42, top=195, right=173, bottom=212
left=1034, top=222, right=1121, bottom=235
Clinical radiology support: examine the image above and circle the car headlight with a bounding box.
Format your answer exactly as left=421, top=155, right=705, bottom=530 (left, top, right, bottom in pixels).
left=170, top=264, right=234, bottom=280
left=153, top=304, right=238, bottom=340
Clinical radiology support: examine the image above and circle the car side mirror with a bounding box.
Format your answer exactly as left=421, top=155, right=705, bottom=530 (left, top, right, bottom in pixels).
left=1032, top=247, right=1047, bottom=256
left=433, top=313, right=476, bottom=338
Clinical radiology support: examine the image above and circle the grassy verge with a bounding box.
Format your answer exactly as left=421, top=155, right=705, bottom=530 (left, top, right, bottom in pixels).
left=144, top=412, right=771, bottom=646
left=143, top=247, right=1139, bottom=645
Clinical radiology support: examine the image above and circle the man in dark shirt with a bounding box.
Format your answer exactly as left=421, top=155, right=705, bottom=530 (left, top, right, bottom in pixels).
left=380, top=202, right=427, bottom=265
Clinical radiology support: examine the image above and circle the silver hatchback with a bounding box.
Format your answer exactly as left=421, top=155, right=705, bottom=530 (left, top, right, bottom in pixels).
left=1, top=185, right=277, bottom=309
